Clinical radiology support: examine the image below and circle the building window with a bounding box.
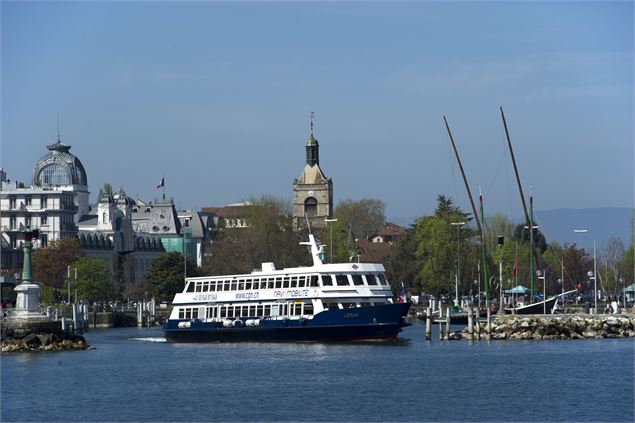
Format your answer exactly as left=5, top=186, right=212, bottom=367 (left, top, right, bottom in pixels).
left=38, top=164, right=71, bottom=185
left=304, top=197, right=318, bottom=217
left=25, top=196, right=32, bottom=206
left=25, top=216, right=31, bottom=228
left=41, top=215, right=48, bottom=225
left=41, top=196, right=47, bottom=209
left=9, top=217, right=16, bottom=229
left=9, top=235, right=17, bottom=248
left=41, top=234, right=48, bottom=247
left=9, top=197, right=16, bottom=209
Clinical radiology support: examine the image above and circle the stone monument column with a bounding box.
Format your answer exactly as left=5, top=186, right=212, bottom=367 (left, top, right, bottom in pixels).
left=14, top=230, right=44, bottom=319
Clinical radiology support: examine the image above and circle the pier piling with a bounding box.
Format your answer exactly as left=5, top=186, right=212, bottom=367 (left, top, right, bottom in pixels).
left=475, top=307, right=481, bottom=340
left=467, top=307, right=474, bottom=341
left=425, top=307, right=432, bottom=341
left=486, top=307, right=492, bottom=340
left=445, top=307, right=451, bottom=340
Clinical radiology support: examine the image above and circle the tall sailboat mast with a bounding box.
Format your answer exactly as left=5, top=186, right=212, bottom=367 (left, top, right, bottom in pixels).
left=443, top=116, right=489, bottom=306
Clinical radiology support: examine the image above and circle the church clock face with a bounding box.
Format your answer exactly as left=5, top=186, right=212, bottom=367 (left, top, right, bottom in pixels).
left=308, top=190, right=314, bottom=196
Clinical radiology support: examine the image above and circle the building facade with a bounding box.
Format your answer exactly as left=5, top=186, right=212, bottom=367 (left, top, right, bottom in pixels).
left=0, top=137, right=167, bottom=287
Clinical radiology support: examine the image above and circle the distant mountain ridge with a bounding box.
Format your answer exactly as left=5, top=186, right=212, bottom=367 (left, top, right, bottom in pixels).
left=389, top=207, right=634, bottom=249
left=528, top=207, right=633, bottom=249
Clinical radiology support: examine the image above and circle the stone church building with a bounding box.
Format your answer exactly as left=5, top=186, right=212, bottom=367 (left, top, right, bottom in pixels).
left=292, top=129, right=333, bottom=231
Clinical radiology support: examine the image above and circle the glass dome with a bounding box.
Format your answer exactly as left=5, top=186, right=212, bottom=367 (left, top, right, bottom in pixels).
left=33, top=139, right=88, bottom=187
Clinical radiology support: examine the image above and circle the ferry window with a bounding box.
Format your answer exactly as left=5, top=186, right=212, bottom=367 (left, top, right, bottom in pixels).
left=283, top=277, right=290, bottom=288
left=227, top=307, right=234, bottom=318
left=321, top=275, right=333, bottom=286
left=179, top=308, right=185, bottom=319
left=290, top=276, right=298, bottom=288
left=249, top=306, right=256, bottom=317
left=238, top=280, right=244, bottom=290
left=275, top=277, right=282, bottom=289
left=223, top=281, right=229, bottom=291
left=264, top=305, right=271, bottom=317
left=245, top=279, right=252, bottom=290
left=365, top=274, right=378, bottom=285
left=327, top=302, right=340, bottom=310
left=282, top=304, right=288, bottom=316
left=192, top=308, right=199, bottom=319
left=304, top=303, right=314, bottom=315
left=210, top=282, right=217, bottom=292
left=256, top=305, right=263, bottom=316
left=231, top=280, right=237, bottom=291
left=352, top=274, right=364, bottom=286
left=185, top=308, right=192, bottom=319
left=195, top=283, right=202, bottom=293
left=268, top=278, right=275, bottom=289
left=297, top=276, right=306, bottom=287
left=270, top=305, right=279, bottom=317
left=294, top=303, right=301, bottom=315
left=310, top=275, right=318, bottom=287
left=361, top=302, right=371, bottom=307
left=203, top=282, right=209, bottom=292
left=378, top=274, right=388, bottom=286
left=220, top=307, right=227, bottom=318
left=335, top=275, right=350, bottom=286
left=186, top=283, right=195, bottom=292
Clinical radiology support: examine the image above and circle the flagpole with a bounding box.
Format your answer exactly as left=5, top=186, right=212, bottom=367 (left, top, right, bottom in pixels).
left=162, top=175, right=166, bottom=201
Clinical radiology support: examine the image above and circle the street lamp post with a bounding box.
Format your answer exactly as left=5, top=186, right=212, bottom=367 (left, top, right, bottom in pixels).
left=450, top=221, right=465, bottom=307
left=619, top=277, right=625, bottom=309
left=67, top=265, right=78, bottom=304
left=536, top=269, right=546, bottom=314
left=324, top=218, right=338, bottom=264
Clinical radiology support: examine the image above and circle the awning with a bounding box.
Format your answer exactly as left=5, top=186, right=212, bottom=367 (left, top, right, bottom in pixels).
left=504, top=285, right=530, bottom=294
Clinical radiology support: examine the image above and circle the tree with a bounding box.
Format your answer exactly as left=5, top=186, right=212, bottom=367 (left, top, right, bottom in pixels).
left=512, top=223, right=547, bottom=254
left=32, top=238, right=85, bottom=290
left=334, top=198, right=386, bottom=241
left=142, top=252, right=200, bottom=302
left=97, top=182, right=113, bottom=199
left=204, top=196, right=309, bottom=275
left=384, top=226, right=422, bottom=295
left=414, top=195, right=477, bottom=297
left=72, top=257, right=119, bottom=303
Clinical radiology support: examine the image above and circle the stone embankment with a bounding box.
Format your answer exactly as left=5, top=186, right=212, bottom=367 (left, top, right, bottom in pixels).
left=451, top=314, right=635, bottom=340
left=1, top=322, right=90, bottom=353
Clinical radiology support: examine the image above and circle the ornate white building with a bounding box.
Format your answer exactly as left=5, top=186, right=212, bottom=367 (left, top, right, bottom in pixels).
left=0, top=137, right=165, bottom=286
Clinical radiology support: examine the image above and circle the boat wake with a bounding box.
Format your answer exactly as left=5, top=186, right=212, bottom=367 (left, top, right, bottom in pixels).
left=130, top=337, right=167, bottom=343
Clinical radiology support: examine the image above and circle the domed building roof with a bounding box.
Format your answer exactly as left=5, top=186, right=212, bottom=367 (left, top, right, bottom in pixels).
left=32, top=138, right=88, bottom=187
left=305, top=134, right=319, bottom=147
left=114, top=187, right=135, bottom=206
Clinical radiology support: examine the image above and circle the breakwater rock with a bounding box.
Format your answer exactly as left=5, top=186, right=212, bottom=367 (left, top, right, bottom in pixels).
left=1, top=321, right=90, bottom=353
left=453, top=314, right=635, bottom=340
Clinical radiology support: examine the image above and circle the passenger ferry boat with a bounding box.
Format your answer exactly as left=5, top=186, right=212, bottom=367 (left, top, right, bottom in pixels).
left=164, top=235, right=411, bottom=342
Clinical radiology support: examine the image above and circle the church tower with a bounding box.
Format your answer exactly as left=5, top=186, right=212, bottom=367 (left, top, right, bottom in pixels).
left=292, top=114, right=333, bottom=231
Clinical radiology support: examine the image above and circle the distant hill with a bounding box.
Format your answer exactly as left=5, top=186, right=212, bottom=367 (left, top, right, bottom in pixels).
left=529, top=207, right=633, bottom=249
left=389, top=207, right=634, bottom=249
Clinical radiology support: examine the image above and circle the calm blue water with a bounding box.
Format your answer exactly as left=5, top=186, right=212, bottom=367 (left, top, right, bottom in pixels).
left=1, top=322, right=633, bottom=422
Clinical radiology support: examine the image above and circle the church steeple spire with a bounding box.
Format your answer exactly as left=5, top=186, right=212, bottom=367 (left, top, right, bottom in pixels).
left=306, top=111, right=319, bottom=166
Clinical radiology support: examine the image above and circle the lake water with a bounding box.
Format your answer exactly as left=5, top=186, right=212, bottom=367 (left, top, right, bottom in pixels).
left=1, top=322, right=633, bottom=422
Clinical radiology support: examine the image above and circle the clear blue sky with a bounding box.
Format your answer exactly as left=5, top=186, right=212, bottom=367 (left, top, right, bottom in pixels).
left=2, top=1, right=633, bottom=225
